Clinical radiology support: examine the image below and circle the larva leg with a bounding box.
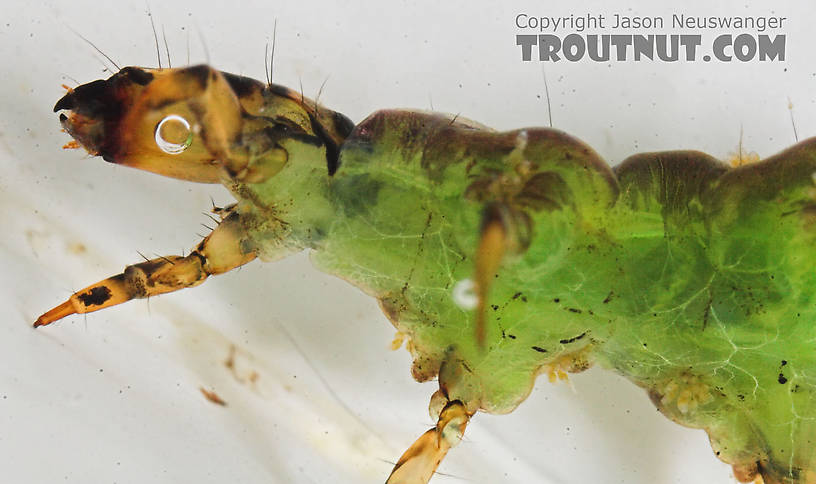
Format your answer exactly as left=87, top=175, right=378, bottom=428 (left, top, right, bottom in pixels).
left=34, top=209, right=256, bottom=327
left=473, top=204, right=508, bottom=346
left=474, top=203, right=530, bottom=345
left=385, top=399, right=471, bottom=484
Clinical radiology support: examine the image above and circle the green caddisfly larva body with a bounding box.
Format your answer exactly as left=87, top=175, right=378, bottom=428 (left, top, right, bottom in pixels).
left=38, top=64, right=816, bottom=484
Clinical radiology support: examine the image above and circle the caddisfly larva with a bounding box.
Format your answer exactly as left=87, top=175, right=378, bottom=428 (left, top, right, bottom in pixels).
left=36, top=62, right=816, bottom=484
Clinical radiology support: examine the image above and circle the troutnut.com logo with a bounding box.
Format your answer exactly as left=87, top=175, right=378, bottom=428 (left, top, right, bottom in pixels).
left=516, top=13, right=787, bottom=62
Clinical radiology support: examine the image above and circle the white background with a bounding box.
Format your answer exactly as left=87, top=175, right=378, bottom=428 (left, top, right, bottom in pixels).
left=2, top=1, right=815, bottom=483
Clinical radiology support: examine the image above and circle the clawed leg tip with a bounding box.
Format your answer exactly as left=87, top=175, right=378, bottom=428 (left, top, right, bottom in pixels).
left=33, top=315, right=54, bottom=329
left=32, top=300, right=76, bottom=329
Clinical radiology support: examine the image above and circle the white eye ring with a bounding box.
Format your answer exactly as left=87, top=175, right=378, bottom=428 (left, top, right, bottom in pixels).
left=155, top=114, right=193, bottom=155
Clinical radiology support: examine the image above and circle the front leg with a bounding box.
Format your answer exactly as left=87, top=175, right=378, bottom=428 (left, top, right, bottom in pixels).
left=34, top=209, right=256, bottom=327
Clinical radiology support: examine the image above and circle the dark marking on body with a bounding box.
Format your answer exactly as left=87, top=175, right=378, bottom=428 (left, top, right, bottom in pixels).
left=222, top=71, right=263, bottom=98
left=567, top=307, right=582, bottom=314
left=401, top=211, right=434, bottom=295
left=702, top=295, right=713, bottom=331
left=120, top=66, right=154, bottom=86
left=329, top=173, right=383, bottom=218
left=777, top=362, right=789, bottom=384
left=515, top=172, right=571, bottom=212
left=306, top=111, right=341, bottom=175
left=77, top=286, right=112, bottom=307
left=560, top=331, right=588, bottom=345
left=603, top=291, right=614, bottom=304
left=531, top=346, right=547, bottom=353
left=183, top=64, right=212, bottom=89
left=191, top=251, right=208, bottom=268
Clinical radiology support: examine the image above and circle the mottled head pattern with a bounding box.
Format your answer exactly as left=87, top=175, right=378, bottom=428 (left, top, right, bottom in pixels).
left=54, top=65, right=354, bottom=183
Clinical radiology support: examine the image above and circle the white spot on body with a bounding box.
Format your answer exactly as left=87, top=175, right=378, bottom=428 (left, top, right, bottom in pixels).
left=452, top=278, right=477, bottom=310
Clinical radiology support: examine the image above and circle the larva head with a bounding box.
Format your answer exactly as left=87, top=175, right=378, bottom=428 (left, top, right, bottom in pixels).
left=54, top=65, right=355, bottom=182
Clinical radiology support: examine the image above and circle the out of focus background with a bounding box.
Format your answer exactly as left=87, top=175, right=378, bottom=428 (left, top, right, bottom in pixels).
left=2, top=1, right=815, bottom=483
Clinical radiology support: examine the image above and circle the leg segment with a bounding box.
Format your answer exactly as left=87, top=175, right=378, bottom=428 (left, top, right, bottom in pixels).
left=34, top=210, right=256, bottom=327
left=385, top=399, right=472, bottom=484
left=473, top=203, right=530, bottom=346
left=473, top=204, right=509, bottom=346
